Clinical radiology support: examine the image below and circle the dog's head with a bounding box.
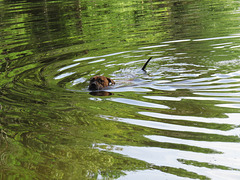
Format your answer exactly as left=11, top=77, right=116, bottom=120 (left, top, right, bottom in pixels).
left=89, top=76, right=115, bottom=90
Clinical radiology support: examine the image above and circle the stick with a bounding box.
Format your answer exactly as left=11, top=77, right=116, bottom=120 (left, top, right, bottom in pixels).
left=141, top=57, right=152, bottom=71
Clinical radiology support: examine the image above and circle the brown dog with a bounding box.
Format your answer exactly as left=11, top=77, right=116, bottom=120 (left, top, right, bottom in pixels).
left=88, top=57, right=152, bottom=91
left=89, top=76, right=115, bottom=90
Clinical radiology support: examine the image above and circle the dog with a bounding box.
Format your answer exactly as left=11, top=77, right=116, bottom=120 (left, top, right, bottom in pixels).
left=88, top=57, right=152, bottom=91
left=89, top=76, right=115, bottom=90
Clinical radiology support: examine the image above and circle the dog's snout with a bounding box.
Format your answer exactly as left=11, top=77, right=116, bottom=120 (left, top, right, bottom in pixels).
left=89, top=82, right=97, bottom=90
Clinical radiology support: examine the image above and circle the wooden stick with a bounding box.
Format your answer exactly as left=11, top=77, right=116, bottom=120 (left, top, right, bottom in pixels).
left=141, top=57, right=152, bottom=71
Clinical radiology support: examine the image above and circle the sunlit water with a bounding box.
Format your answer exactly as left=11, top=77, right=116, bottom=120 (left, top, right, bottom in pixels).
left=1, top=0, right=240, bottom=179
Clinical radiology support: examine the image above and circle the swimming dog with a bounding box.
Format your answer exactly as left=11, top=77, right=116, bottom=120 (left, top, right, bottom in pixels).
left=88, top=57, right=152, bottom=90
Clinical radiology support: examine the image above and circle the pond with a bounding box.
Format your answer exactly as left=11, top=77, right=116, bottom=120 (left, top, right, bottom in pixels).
left=1, top=0, right=240, bottom=179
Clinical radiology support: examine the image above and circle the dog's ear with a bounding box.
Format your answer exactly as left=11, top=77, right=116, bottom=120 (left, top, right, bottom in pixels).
left=90, top=76, right=97, bottom=82
left=107, top=77, right=115, bottom=85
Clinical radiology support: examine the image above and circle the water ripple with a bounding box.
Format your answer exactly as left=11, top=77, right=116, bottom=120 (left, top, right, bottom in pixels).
left=96, top=143, right=240, bottom=179
left=110, top=98, right=169, bottom=109
left=105, top=116, right=238, bottom=136
left=139, top=112, right=240, bottom=126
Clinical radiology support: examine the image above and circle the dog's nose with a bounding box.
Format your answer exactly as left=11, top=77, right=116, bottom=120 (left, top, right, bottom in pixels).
left=89, top=82, right=97, bottom=90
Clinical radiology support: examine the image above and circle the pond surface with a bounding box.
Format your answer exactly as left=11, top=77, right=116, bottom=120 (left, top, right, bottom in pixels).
left=1, top=0, right=240, bottom=179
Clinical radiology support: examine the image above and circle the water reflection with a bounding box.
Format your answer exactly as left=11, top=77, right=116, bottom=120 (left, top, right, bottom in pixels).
left=90, top=91, right=114, bottom=96
left=1, top=0, right=240, bottom=179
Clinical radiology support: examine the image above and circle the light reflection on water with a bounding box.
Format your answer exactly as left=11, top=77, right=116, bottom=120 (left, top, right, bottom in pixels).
left=96, top=141, right=240, bottom=180
left=1, top=0, right=240, bottom=179
left=81, top=35, right=240, bottom=179
left=2, top=35, right=240, bottom=179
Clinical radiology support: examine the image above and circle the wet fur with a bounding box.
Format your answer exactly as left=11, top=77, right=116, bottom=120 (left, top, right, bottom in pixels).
left=89, top=76, right=115, bottom=90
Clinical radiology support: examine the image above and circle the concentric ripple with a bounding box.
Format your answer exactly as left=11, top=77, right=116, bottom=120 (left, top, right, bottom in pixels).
left=72, top=36, right=240, bottom=179
left=2, top=34, right=240, bottom=179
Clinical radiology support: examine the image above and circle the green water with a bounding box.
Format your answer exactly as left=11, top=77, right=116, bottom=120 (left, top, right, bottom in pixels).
left=1, top=0, right=240, bottom=179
